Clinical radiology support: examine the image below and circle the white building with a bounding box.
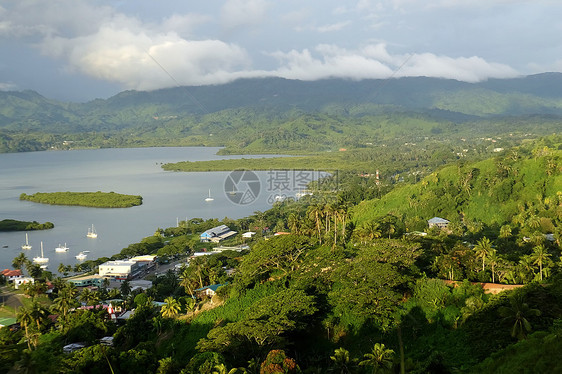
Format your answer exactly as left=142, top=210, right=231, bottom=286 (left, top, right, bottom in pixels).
left=98, top=260, right=140, bottom=279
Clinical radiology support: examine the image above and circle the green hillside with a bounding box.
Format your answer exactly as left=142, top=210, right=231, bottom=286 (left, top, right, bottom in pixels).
left=1, top=75, right=562, bottom=154
left=353, top=136, right=562, bottom=229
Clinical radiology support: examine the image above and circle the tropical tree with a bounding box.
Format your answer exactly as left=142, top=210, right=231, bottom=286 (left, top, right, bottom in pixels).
left=359, top=343, right=395, bottom=374
left=30, top=301, right=49, bottom=331
left=79, top=288, right=100, bottom=306
left=53, top=284, right=78, bottom=320
left=498, top=295, right=541, bottom=340
left=12, top=252, right=30, bottom=271
left=474, top=237, right=493, bottom=272
left=530, top=244, right=551, bottom=281
left=120, top=279, right=131, bottom=297
left=499, top=224, right=512, bottom=239
left=356, top=221, right=381, bottom=244
left=487, top=248, right=499, bottom=283
left=179, top=266, right=198, bottom=296
left=330, top=347, right=355, bottom=374
left=287, top=213, right=300, bottom=235
left=17, top=305, right=35, bottom=350
left=161, top=297, right=181, bottom=319
left=307, top=204, right=324, bottom=243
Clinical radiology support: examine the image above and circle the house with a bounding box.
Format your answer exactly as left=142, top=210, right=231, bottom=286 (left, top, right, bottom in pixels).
left=242, top=231, right=256, bottom=238
left=14, top=277, right=34, bottom=289
left=195, top=284, right=225, bottom=298
left=428, top=217, right=450, bottom=229
left=1, top=269, right=23, bottom=283
left=129, top=279, right=153, bottom=292
left=98, top=260, right=140, bottom=280
left=200, top=225, right=237, bottom=243
left=67, top=274, right=105, bottom=288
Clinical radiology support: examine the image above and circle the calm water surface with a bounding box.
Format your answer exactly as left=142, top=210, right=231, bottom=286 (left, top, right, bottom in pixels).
left=0, top=147, right=287, bottom=270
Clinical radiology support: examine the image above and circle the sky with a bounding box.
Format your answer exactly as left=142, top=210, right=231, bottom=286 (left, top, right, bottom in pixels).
left=1, top=0, right=561, bottom=102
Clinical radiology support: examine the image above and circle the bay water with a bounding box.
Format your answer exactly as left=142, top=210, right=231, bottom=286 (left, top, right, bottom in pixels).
left=0, top=147, right=293, bottom=270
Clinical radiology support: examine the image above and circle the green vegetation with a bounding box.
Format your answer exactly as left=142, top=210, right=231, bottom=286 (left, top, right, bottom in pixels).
left=353, top=136, right=562, bottom=228
left=2, top=76, right=562, bottom=154
left=0, top=219, right=54, bottom=231
left=2, top=76, right=562, bottom=372
left=19, top=191, right=143, bottom=208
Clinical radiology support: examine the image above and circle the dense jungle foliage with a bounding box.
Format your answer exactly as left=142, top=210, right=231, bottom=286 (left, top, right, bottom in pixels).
left=0, top=219, right=54, bottom=231
left=19, top=191, right=143, bottom=208
left=2, top=135, right=562, bottom=373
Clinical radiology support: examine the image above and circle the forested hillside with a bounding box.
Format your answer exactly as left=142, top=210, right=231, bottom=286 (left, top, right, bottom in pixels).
left=1, top=74, right=562, bottom=154
left=353, top=135, right=562, bottom=229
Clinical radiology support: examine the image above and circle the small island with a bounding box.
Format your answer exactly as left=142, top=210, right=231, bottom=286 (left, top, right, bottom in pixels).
left=20, top=191, right=143, bottom=208
left=0, top=219, right=54, bottom=231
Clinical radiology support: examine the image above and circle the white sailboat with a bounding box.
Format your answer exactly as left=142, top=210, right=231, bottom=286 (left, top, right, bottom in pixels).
left=205, top=189, right=214, bottom=202
left=33, top=242, right=49, bottom=264
left=21, top=233, right=32, bottom=250
left=75, top=252, right=87, bottom=260
left=87, top=224, right=98, bottom=238
left=55, top=243, right=69, bottom=252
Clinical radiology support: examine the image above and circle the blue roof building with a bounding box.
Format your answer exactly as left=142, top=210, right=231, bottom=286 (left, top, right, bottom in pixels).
left=200, top=225, right=237, bottom=243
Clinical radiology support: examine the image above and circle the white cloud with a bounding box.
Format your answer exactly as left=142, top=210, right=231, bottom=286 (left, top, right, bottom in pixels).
left=267, top=44, right=517, bottom=82
left=160, top=13, right=211, bottom=37
left=42, top=24, right=250, bottom=90
left=397, top=53, right=518, bottom=82
left=314, top=21, right=351, bottom=33
left=220, top=0, right=268, bottom=30
left=0, top=82, right=18, bottom=91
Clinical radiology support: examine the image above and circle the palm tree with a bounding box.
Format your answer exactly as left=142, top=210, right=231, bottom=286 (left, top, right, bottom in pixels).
left=12, top=252, right=30, bottom=271
left=212, top=364, right=246, bottom=374
left=53, top=284, right=78, bottom=320
left=161, top=297, right=181, bottom=319
left=17, top=305, right=34, bottom=350
left=30, top=301, right=49, bottom=331
left=499, top=225, right=512, bottom=239
left=287, top=213, right=300, bottom=235
left=307, top=204, right=324, bottom=243
left=526, top=215, right=541, bottom=230
left=357, top=221, right=381, bottom=244
left=330, top=347, right=354, bottom=374
left=179, top=267, right=196, bottom=296
left=530, top=244, right=551, bottom=281
left=487, top=248, right=499, bottom=283
left=498, top=295, right=541, bottom=340
left=359, top=343, right=394, bottom=374
left=120, top=279, right=131, bottom=297
left=58, top=263, right=70, bottom=277
left=474, top=237, right=493, bottom=272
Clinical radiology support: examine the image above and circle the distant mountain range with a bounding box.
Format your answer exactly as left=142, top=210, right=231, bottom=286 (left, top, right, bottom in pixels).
left=1, top=73, right=562, bottom=131
left=0, top=74, right=561, bottom=153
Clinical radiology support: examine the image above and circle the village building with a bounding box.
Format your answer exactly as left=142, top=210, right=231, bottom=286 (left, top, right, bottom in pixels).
left=67, top=274, right=105, bottom=288
left=200, top=225, right=237, bottom=243
left=98, top=260, right=141, bottom=280
left=1, top=269, right=23, bottom=284
left=195, top=284, right=225, bottom=299
left=14, top=277, right=35, bottom=289
left=428, top=217, right=450, bottom=229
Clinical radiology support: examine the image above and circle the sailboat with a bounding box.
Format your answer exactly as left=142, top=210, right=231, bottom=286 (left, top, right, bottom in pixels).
left=87, top=224, right=98, bottom=238
left=205, top=189, right=214, bottom=202
left=21, top=233, right=32, bottom=250
left=33, top=242, right=49, bottom=264
left=55, top=243, right=69, bottom=252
